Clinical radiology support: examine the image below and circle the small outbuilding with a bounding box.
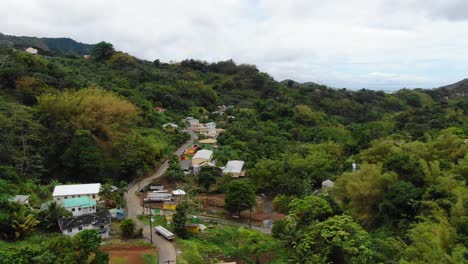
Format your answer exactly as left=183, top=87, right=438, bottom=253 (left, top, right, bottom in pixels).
left=192, top=149, right=213, bottom=166
left=222, top=160, right=245, bottom=178
left=172, top=189, right=186, bottom=196
left=322, top=179, right=335, bottom=188
left=10, top=195, right=30, bottom=205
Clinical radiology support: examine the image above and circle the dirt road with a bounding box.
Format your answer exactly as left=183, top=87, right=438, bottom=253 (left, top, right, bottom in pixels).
left=124, top=128, right=196, bottom=264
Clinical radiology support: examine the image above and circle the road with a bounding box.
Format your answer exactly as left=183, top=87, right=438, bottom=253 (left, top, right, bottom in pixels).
left=124, top=128, right=196, bottom=264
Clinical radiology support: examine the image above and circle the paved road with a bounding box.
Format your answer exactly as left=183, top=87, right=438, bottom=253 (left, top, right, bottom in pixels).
left=124, top=128, right=196, bottom=264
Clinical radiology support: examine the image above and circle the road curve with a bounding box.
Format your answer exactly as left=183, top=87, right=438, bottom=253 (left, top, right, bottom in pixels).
left=124, top=128, right=196, bottom=264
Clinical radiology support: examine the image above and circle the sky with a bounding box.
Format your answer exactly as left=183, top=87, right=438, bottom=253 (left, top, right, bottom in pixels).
left=2, top=0, right=468, bottom=90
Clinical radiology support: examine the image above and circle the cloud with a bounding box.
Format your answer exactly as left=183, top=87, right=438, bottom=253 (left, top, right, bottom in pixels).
left=1, top=0, right=468, bottom=90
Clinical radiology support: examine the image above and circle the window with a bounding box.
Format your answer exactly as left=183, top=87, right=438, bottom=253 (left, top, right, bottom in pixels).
left=64, top=196, right=68, bottom=199
left=72, top=195, right=75, bottom=198
left=68, top=229, right=72, bottom=233
left=71, top=208, right=75, bottom=212
left=78, top=208, right=81, bottom=211
left=100, top=225, right=104, bottom=230
left=78, top=226, right=82, bottom=231
left=92, top=194, right=96, bottom=199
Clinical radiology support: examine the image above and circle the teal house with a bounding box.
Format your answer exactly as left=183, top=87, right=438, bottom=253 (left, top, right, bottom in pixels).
left=63, top=196, right=97, bottom=216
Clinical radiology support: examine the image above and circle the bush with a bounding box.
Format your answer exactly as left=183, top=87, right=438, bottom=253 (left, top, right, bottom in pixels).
left=120, top=219, right=136, bottom=238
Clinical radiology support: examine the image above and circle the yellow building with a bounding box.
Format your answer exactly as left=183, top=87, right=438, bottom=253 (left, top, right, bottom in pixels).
left=185, top=224, right=200, bottom=234
left=163, top=202, right=177, bottom=211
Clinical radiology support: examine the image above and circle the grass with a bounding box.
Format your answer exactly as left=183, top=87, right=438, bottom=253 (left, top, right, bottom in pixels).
left=142, top=253, right=158, bottom=264
left=138, top=214, right=169, bottom=228
left=176, top=225, right=288, bottom=264
left=102, top=221, right=153, bottom=247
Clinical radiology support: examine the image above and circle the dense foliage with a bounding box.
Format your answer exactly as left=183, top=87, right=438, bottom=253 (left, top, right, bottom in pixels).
left=0, top=42, right=467, bottom=263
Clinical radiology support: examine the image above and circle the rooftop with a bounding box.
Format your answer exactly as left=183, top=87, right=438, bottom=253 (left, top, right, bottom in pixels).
left=58, top=210, right=111, bottom=230
left=53, top=183, right=101, bottom=197
left=223, top=160, right=245, bottom=174
left=10, top=195, right=30, bottom=204
left=63, top=196, right=96, bottom=208
left=192, top=149, right=213, bottom=160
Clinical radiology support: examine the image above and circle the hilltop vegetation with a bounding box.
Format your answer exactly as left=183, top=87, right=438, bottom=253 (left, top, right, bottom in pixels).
left=0, top=39, right=467, bottom=263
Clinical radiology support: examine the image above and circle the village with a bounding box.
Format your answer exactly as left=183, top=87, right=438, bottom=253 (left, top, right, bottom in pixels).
left=7, top=104, right=338, bottom=264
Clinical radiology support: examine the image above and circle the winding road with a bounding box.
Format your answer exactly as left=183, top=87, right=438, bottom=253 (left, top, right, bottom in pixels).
left=124, top=128, right=196, bottom=264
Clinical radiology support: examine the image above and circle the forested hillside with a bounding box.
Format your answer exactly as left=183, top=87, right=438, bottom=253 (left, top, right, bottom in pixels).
left=0, top=33, right=95, bottom=55
left=0, top=40, right=467, bottom=263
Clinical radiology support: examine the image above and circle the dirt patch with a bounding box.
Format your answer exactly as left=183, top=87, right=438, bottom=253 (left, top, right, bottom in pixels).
left=101, top=245, right=157, bottom=264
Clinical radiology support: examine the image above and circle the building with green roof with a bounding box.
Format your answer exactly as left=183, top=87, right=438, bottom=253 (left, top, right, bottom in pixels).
left=63, top=196, right=97, bottom=216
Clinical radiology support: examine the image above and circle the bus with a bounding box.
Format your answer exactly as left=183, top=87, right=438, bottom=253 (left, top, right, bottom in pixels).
left=154, top=226, right=174, bottom=240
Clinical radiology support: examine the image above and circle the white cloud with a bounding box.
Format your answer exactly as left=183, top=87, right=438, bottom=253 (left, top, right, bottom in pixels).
left=1, top=0, right=468, bottom=90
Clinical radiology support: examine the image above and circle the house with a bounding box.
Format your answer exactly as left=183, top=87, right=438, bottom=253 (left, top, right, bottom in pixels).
left=58, top=210, right=112, bottom=238
left=83, top=55, right=91, bottom=59
left=222, top=160, right=245, bottom=178
left=53, top=183, right=101, bottom=201
left=9, top=195, right=30, bottom=205
left=172, top=189, right=186, bottom=196
left=205, top=122, right=216, bottom=129
left=25, top=47, right=38, bottom=54
left=186, top=117, right=199, bottom=126
left=162, top=123, right=178, bottom=130
left=109, top=208, right=124, bottom=220
left=163, top=202, right=177, bottom=210
left=185, top=223, right=200, bottom=234
left=192, top=149, right=213, bottom=166
left=322, top=179, right=335, bottom=188
left=63, top=196, right=97, bottom=216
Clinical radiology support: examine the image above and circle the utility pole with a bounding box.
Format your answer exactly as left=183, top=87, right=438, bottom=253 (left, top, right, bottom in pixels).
left=148, top=202, right=153, bottom=244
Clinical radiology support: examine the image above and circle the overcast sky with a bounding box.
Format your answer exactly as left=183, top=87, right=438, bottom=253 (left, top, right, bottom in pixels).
left=2, top=0, right=468, bottom=90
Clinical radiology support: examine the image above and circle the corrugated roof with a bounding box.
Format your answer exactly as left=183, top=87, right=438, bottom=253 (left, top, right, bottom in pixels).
left=223, top=160, right=244, bottom=174
left=53, top=183, right=101, bottom=197
left=58, top=210, right=111, bottom=230
left=63, top=197, right=96, bottom=208
left=192, top=149, right=213, bottom=160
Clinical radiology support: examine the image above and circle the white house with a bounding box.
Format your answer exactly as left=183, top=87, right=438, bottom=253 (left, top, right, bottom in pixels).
left=53, top=183, right=101, bottom=201
left=222, top=160, right=245, bottom=178
left=192, top=149, right=213, bottom=166
left=25, top=47, right=38, bottom=54
left=58, top=210, right=112, bottom=238
left=322, top=180, right=335, bottom=188
left=186, top=117, right=199, bottom=126
left=63, top=196, right=97, bottom=216
left=9, top=195, right=30, bottom=205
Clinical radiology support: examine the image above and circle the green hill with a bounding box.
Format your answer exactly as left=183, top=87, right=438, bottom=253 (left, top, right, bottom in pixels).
left=0, top=33, right=95, bottom=55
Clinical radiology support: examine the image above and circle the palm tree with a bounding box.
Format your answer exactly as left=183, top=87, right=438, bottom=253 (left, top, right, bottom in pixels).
left=11, top=210, right=40, bottom=240
left=39, top=201, right=71, bottom=231
left=99, top=184, right=115, bottom=208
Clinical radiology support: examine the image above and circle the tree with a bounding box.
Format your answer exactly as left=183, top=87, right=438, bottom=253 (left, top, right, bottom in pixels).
left=225, top=180, right=256, bottom=217
left=288, top=195, right=333, bottom=225
left=292, top=215, right=374, bottom=263
left=173, top=202, right=188, bottom=239
left=91, top=41, right=115, bottom=61
left=11, top=209, right=40, bottom=240
left=38, top=200, right=72, bottom=231
left=120, top=218, right=135, bottom=238
left=73, top=229, right=103, bottom=263
left=379, top=181, right=422, bottom=223
left=333, top=163, right=397, bottom=226
left=99, top=184, right=115, bottom=208
left=61, top=129, right=103, bottom=181
left=197, top=166, right=221, bottom=192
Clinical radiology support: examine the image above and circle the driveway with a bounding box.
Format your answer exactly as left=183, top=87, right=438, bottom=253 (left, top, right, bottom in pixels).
left=124, top=128, right=196, bottom=263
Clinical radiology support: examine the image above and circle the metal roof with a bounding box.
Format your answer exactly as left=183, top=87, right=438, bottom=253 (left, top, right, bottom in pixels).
left=53, top=183, right=101, bottom=197
left=192, top=149, right=213, bottom=160
left=63, top=196, right=96, bottom=208
left=223, top=160, right=245, bottom=174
